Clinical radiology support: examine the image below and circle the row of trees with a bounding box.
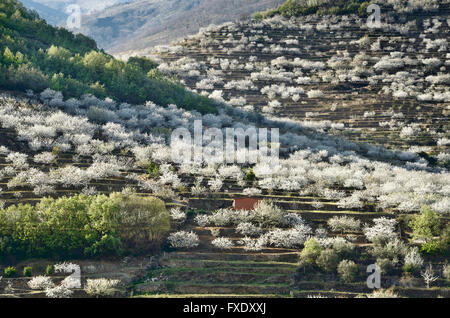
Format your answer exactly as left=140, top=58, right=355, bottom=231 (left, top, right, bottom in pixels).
left=0, top=192, right=170, bottom=260
left=254, top=0, right=439, bottom=20
left=254, top=0, right=371, bottom=20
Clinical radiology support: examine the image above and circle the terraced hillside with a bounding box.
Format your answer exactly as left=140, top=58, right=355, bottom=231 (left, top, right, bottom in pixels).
left=1, top=87, right=449, bottom=298
left=80, top=0, right=284, bottom=54
left=150, top=3, right=449, bottom=163
left=1, top=0, right=449, bottom=299
left=132, top=198, right=449, bottom=298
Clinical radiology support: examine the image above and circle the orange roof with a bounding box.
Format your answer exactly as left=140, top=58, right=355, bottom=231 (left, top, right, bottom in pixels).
left=233, top=198, right=261, bottom=211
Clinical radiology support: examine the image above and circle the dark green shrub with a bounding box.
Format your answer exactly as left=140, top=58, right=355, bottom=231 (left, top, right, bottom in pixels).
left=147, top=162, right=160, bottom=178
left=358, top=2, right=371, bottom=17
left=6, top=64, right=49, bottom=91
left=300, top=238, right=323, bottom=266
left=46, top=264, right=54, bottom=276
left=377, top=258, right=394, bottom=275
left=402, top=263, right=419, bottom=275
left=253, top=12, right=264, bottom=21
left=337, top=260, right=359, bottom=283
left=245, top=169, right=256, bottom=182
left=409, top=206, right=441, bottom=240
left=128, top=56, right=158, bottom=73
left=332, top=239, right=356, bottom=258
left=186, top=209, right=196, bottom=218
left=0, top=193, right=170, bottom=259
left=23, top=266, right=32, bottom=277
left=316, top=249, right=340, bottom=273
left=4, top=266, right=16, bottom=277
left=420, top=240, right=441, bottom=255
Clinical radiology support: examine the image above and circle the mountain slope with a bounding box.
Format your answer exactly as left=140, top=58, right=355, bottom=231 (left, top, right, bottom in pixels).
left=20, top=0, right=68, bottom=25
left=0, top=0, right=217, bottom=113
left=79, top=0, right=285, bottom=54
left=150, top=1, right=450, bottom=162
left=20, top=0, right=133, bottom=27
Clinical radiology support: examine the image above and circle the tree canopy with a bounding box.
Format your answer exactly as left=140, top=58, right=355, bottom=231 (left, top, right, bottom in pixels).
left=0, top=193, right=170, bottom=260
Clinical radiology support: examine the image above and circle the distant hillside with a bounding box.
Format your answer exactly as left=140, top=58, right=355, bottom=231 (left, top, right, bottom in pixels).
left=20, top=0, right=132, bottom=26
left=79, top=0, right=285, bottom=54
left=20, top=0, right=67, bottom=25
left=151, top=0, right=450, bottom=160
left=0, top=0, right=217, bottom=113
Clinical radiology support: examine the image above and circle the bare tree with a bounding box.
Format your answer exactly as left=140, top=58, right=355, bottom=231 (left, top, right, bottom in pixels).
left=421, top=264, right=439, bottom=289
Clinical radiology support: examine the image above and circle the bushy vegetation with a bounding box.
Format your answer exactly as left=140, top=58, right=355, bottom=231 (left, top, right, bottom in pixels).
left=28, top=276, right=55, bottom=290
left=409, top=206, right=441, bottom=240
left=444, top=264, right=450, bottom=281
left=45, top=264, right=54, bottom=276
left=327, top=216, right=360, bottom=233
left=337, top=259, right=359, bottom=283
left=408, top=206, right=449, bottom=255
left=254, top=0, right=370, bottom=20
left=367, top=289, right=400, bottom=298
left=23, top=266, right=32, bottom=277
left=167, top=231, right=200, bottom=249
left=4, top=266, right=16, bottom=277
left=299, top=238, right=323, bottom=265
left=420, top=225, right=450, bottom=256
left=0, top=0, right=217, bottom=114
left=254, top=0, right=438, bottom=20
left=0, top=192, right=170, bottom=260
left=84, top=278, right=120, bottom=297
left=316, top=249, right=340, bottom=273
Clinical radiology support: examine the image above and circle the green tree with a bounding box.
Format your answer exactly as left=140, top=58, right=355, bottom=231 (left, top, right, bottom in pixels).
left=245, top=169, right=256, bottom=182
left=3, top=47, right=15, bottom=65
left=111, top=193, right=170, bottom=252
left=9, top=64, right=49, bottom=91
left=47, top=45, right=71, bottom=59
left=316, top=249, right=340, bottom=273
left=410, top=206, right=441, bottom=241
left=337, top=260, right=359, bottom=283
left=128, top=56, right=158, bottom=73
left=147, top=162, right=160, bottom=178
left=300, top=238, right=323, bottom=266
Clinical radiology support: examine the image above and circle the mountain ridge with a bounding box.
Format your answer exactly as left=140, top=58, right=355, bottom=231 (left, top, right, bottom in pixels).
left=79, top=0, right=285, bottom=54
left=20, top=0, right=68, bottom=25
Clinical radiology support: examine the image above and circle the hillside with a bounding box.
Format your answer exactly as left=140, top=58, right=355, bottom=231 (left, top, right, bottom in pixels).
left=149, top=0, right=450, bottom=165
left=0, top=90, right=449, bottom=298
left=0, top=0, right=449, bottom=299
left=20, top=0, right=67, bottom=26
left=78, top=0, right=285, bottom=54
left=0, top=0, right=217, bottom=113
left=21, top=0, right=131, bottom=26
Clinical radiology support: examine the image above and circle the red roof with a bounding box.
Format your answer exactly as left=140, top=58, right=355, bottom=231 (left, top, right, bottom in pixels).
left=233, top=198, right=261, bottom=211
